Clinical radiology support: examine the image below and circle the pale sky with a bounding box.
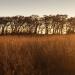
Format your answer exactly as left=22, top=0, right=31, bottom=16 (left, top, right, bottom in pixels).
left=0, top=0, right=75, bottom=17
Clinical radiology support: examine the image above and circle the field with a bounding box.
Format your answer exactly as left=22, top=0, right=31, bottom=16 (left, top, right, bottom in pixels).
left=0, top=35, right=75, bottom=75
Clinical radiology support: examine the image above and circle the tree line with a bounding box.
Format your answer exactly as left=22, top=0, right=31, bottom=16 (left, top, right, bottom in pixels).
left=0, top=14, right=75, bottom=35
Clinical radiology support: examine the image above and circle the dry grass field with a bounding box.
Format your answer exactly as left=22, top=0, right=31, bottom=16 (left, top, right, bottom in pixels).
left=0, top=34, right=75, bottom=75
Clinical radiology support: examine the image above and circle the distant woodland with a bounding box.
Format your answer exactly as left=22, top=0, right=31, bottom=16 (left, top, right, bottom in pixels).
left=0, top=14, right=75, bottom=35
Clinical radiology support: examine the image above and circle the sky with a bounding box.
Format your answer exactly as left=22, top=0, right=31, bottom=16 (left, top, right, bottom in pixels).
left=0, top=0, right=75, bottom=17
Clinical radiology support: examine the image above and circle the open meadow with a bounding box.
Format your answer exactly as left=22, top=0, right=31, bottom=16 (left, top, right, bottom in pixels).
left=0, top=35, right=75, bottom=75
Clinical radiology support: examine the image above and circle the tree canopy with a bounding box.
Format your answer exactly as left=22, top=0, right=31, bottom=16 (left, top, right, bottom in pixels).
left=0, top=14, right=75, bottom=35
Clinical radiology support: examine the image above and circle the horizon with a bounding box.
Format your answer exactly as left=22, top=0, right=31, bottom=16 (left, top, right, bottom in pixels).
left=0, top=13, right=74, bottom=17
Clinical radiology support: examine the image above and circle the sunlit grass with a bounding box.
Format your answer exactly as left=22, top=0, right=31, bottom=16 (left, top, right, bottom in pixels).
left=0, top=34, right=75, bottom=75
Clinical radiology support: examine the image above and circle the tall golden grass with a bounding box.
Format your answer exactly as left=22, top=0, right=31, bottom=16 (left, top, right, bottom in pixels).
left=0, top=35, right=75, bottom=75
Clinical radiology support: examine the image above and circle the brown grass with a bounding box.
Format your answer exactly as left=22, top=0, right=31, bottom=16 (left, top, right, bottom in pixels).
left=0, top=34, right=75, bottom=75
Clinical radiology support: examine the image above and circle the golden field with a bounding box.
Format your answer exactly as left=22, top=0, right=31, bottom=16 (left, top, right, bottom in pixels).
left=0, top=35, right=75, bottom=75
